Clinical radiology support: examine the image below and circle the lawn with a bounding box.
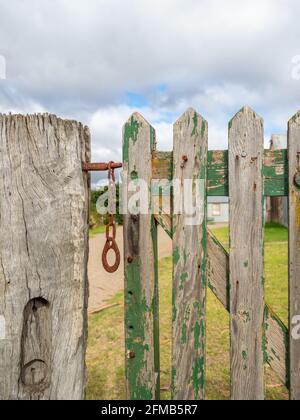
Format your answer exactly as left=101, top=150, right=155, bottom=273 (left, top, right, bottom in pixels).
left=86, top=223, right=289, bottom=400
left=89, top=225, right=106, bottom=237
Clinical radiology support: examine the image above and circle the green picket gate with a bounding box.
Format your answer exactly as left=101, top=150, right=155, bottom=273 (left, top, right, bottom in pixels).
left=122, top=106, right=300, bottom=401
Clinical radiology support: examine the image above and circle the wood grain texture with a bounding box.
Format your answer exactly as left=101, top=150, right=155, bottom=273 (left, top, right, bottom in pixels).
left=0, top=114, right=90, bottom=400
left=229, top=107, right=265, bottom=400
left=152, top=150, right=288, bottom=197
left=288, top=111, right=300, bottom=400
left=207, top=150, right=229, bottom=196
left=156, top=214, right=289, bottom=389
left=264, top=149, right=288, bottom=197
left=123, top=113, right=160, bottom=400
left=264, top=306, right=288, bottom=388
left=172, top=108, right=208, bottom=400
left=207, top=231, right=230, bottom=310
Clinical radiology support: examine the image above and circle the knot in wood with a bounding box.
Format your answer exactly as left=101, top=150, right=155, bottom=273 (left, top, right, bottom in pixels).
left=181, top=155, right=188, bottom=168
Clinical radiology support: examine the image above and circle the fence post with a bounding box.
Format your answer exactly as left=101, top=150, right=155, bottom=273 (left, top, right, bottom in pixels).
left=229, top=107, right=265, bottom=400
left=0, top=114, right=90, bottom=400
left=288, top=111, right=300, bottom=400
left=123, top=113, right=160, bottom=400
left=172, top=108, right=208, bottom=400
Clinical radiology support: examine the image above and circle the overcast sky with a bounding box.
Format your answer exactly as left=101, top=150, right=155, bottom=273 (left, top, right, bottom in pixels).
left=0, top=0, right=300, bottom=185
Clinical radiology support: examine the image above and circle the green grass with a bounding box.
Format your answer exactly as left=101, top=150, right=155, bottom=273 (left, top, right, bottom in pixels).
left=86, top=223, right=289, bottom=400
left=89, top=225, right=106, bottom=237
left=209, top=222, right=288, bottom=248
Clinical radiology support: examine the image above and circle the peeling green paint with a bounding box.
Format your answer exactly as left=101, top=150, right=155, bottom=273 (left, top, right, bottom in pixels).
left=154, top=149, right=289, bottom=198
left=179, top=272, right=189, bottom=290
left=125, top=259, right=155, bottom=400
left=123, top=115, right=160, bottom=400
left=123, top=116, right=140, bottom=163
left=194, top=319, right=205, bottom=351
left=201, top=120, right=206, bottom=139
left=180, top=306, right=191, bottom=344
left=131, top=170, right=139, bottom=182
left=192, top=357, right=205, bottom=399
left=181, top=323, right=187, bottom=344
left=150, top=126, right=156, bottom=151
left=194, top=322, right=201, bottom=350
left=193, top=301, right=202, bottom=318
left=192, top=112, right=198, bottom=136
left=263, top=308, right=271, bottom=364
left=151, top=217, right=160, bottom=399
left=173, top=247, right=180, bottom=265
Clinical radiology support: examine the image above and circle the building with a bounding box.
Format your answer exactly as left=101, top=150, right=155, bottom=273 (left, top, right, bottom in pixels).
left=266, top=134, right=288, bottom=228
left=208, top=197, right=229, bottom=223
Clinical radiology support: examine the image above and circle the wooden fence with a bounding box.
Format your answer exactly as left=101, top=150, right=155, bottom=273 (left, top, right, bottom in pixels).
left=123, top=106, right=300, bottom=401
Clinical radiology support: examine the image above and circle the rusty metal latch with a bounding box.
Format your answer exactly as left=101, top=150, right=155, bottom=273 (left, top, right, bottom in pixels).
left=82, top=162, right=122, bottom=172
left=83, top=161, right=122, bottom=274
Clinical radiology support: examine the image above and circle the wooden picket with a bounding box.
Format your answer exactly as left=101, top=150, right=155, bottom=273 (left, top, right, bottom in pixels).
left=288, top=111, right=300, bottom=400
left=229, top=107, right=265, bottom=400
left=122, top=106, right=300, bottom=401
left=123, top=113, right=160, bottom=401
left=172, top=109, right=208, bottom=400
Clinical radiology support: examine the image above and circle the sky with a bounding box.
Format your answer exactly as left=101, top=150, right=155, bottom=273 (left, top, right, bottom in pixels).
left=0, top=0, right=300, bottom=186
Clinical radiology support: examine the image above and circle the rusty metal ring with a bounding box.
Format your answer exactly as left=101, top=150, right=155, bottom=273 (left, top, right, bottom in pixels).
left=102, top=238, right=121, bottom=274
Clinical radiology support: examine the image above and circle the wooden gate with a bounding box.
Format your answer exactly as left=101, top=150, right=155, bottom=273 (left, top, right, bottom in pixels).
left=123, top=106, right=300, bottom=400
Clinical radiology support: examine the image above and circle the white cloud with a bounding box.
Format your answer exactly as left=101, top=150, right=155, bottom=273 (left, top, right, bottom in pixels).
left=88, top=105, right=174, bottom=160
left=0, top=0, right=300, bottom=186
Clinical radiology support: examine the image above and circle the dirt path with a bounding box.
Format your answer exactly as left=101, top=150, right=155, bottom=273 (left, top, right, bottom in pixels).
left=88, top=227, right=172, bottom=313
left=88, top=223, right=226, bottom=313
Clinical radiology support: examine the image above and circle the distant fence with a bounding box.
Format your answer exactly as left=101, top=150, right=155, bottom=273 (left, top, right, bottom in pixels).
left=122, top=106, right=300, bottom=400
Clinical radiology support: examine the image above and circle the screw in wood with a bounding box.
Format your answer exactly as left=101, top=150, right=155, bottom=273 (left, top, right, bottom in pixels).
left=127, top=351, right=136, bottom=360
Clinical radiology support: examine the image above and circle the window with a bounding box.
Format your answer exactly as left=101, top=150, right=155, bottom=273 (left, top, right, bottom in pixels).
left=212, top=203, right=221, bottom=217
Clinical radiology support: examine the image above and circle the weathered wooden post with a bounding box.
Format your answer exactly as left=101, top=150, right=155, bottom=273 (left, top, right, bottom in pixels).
left=288, top=111, right=300, bottom=400
left=123, top=113, right=160, bottom=400
left=172, top=108, right=208, bottom=400
left=229, top=107, right=265, bottom=400
left=0, top=114, right=90, bottom=400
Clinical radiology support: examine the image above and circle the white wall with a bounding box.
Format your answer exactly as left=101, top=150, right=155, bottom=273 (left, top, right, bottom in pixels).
left=208, top=198, right=229, bottom=223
